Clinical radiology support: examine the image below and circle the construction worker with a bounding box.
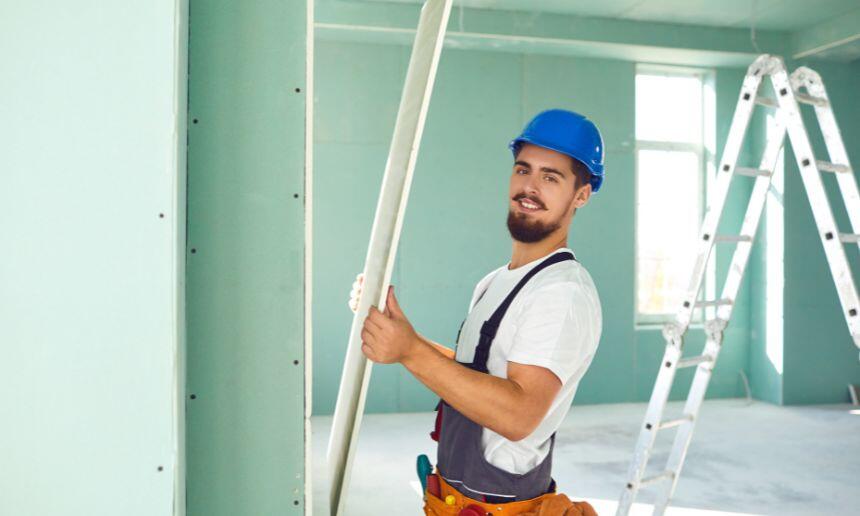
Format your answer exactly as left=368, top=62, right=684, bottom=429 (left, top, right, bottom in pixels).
left=350, top=109, right=604, bottom=515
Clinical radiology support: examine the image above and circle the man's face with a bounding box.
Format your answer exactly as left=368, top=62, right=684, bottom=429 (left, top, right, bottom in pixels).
left=507, top=143, right=591, bottom=243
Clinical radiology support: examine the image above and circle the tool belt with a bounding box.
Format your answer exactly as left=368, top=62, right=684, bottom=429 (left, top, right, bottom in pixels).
left=422, top=471, right=597, bottom=516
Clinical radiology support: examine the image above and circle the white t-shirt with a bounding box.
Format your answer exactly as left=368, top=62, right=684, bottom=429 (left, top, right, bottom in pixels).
left=454, top=247, right=602, bottom=474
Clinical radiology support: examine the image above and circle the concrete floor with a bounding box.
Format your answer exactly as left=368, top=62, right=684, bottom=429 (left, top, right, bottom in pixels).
left=311, top=399, right=860, bottom=515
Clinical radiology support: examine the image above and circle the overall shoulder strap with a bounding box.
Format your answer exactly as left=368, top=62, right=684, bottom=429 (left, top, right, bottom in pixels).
left=472, top=251, right=575, bottom=371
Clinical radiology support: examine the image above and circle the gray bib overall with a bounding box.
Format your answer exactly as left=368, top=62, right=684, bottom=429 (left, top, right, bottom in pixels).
left=433, top=251, right=576, bottom=503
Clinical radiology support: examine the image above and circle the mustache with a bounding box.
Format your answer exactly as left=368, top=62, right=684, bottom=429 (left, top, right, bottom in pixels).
left=512, top=192, right=545, bottom=210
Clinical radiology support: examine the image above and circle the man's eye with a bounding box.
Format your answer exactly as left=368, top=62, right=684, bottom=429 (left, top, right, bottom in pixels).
left=516, top=169, right=527, bottom=175
left=544, top=175, right=557, bottom=182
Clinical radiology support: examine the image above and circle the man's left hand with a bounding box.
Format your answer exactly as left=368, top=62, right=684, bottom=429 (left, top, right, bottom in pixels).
left=361, top=286, right=419, bottom=364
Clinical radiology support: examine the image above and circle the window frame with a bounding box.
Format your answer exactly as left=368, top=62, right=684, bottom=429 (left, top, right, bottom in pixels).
left=634, top=64, right=716, bottom=327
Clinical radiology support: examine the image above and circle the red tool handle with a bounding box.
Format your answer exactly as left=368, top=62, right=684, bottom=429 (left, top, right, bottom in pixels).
left=426, top=474, right=441, bottom=498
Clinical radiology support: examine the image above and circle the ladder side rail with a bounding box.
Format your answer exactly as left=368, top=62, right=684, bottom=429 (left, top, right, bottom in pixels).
left=792, top=68, right=860, bottom=256
left=616, top=337, right=684, bottom=516
left=771, top=69, right=860, bottom=341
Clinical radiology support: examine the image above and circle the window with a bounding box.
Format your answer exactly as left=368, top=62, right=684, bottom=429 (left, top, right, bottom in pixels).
left=635, top=66, right=715, bottom=325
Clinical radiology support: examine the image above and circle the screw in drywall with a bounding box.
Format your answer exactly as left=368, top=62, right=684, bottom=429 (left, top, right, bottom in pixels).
left=703, top=233, right=710, bottom=241
left=295, top=88, right=301, bottom=93
left=158, top=466, right=164, bottom=472
left=293, top=193, right=299, bottom=199
left=722, top=164, right=730, bottom=171
left=683, top=301, right=690, bottom=308
left=742, top=92, right=750, bottom=101
left=293, top=500, right=300, bottom=506
left=190, top=394, right=197, bottom=400
left=802, top=158, right=811, bottom=167
left=626, top=483, right=633, bottom=489
left=159, top=213, right=164, bottom=219
left=779, top=88, right=787, bottom=96
left=850, top=308, right=858, bottom=317
left=665, top=361, right=672, bottom=368
left=645, top=423, right=652, bottom=430
left=293, top=360, right=300, bottom=365
left=193, top=118, right=199, bottom=124
left=825, top=232, right=834, bottom=240
left=191, top=248, right=197, bottom=254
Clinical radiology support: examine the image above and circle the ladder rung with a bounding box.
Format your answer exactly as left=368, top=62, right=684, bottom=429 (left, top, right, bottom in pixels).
left=816, top=160, right=852, bottom=174
left=839, top=233, right=860, bottom=244
left=795, top=92, right=829, bottom=107
left=639, top=470, right=676, bottom=487
left=754, top=96, right=778, bottom=107
left=677, top=354, right=714, bottom=369
left=693, top=299, right=732, bottom=308
left=734, top=166, right=772, bottom=177
left=714, top=234, right=752, bottom=243
left=658, top=415, right=694, bottom=430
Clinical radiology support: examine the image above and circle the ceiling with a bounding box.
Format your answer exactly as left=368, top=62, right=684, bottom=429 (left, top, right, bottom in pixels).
left=358, top=0, right=860, bottom=31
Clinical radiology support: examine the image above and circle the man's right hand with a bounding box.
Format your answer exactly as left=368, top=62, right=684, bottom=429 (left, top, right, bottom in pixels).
left=348, top=272, right=455, bottom=360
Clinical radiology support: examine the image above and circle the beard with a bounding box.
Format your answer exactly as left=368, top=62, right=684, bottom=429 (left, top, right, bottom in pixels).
left=506, top=209, right=563, bottom=243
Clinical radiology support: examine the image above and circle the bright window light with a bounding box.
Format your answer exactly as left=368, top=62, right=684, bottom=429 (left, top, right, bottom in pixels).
left=635, top=68, right=712, bottom=323
left=765, top=113, right=784, bottom=375
left=637, top=150, right=700, bottom=315
left=636, top=74, right=703, bottom=143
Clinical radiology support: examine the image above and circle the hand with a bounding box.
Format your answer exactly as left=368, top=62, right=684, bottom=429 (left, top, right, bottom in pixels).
left=348, top=273, right=364, bottom=313
left=361, top=285, right=419, bottom=364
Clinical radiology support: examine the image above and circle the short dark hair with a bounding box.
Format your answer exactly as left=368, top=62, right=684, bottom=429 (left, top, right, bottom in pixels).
left=513, top=143, right=592, bottom=190
left=569, top=157, right=592, bottom=190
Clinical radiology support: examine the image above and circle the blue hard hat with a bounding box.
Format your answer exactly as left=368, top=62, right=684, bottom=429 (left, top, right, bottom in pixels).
left=508, top=109, right=605, bottom=192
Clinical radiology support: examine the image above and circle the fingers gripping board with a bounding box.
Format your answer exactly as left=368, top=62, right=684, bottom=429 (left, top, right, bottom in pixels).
left=326, top=1, right=453, bottom=514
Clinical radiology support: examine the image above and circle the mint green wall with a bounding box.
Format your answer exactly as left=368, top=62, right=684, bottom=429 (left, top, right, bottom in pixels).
left=186, top=1, right=308, bottom=514
left=1, top=2, right=187, bottom=515
left=313, top=39, right=754, bottom=415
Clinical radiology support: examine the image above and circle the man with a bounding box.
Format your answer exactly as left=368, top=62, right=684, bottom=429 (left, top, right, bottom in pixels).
left=352, top=109, right=603, bottom=515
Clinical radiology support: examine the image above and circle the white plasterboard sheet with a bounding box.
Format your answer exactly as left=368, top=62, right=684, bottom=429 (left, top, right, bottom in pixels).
left=326, top=1, right=453, bottom=514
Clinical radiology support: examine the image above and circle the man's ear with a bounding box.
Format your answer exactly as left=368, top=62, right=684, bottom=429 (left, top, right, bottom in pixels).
left=573, top=182, right=592, bottom=209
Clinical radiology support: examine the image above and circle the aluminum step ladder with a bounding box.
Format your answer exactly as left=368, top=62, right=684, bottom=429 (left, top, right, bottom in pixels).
left=617, top=54, right=860, bottom=516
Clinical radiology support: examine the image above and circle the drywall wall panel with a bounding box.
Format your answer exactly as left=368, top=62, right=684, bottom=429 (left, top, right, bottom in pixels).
left=186, top=0, right=309, bottom=514
left=0, top=2, right=187, bottom=515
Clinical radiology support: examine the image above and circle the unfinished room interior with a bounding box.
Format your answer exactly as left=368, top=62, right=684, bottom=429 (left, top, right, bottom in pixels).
left=3, top=1, right=859, bottom=515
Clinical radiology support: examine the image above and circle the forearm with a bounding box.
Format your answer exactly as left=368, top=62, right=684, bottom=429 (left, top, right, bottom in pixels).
left=402, top=336, right=535, bottom=441
left=418, top=334, right=456, bottom=360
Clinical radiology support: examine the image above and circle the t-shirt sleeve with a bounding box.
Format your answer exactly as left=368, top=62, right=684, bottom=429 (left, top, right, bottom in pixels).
left=506, top=281, right=597, bottom=385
